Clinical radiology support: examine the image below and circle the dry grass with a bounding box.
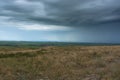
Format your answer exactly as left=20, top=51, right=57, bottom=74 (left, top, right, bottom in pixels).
left=0, top=46, right=120, bottom=80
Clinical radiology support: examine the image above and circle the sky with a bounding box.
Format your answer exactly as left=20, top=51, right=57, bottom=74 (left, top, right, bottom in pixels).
left=0, top=0, right=120, bottom=43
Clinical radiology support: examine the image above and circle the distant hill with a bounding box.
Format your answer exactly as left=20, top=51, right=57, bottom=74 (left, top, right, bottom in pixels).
left=0, top=41, right=120, bottom=47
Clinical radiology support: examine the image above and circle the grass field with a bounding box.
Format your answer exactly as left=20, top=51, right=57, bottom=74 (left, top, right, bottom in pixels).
left=0, top=46, right=120, bottom=80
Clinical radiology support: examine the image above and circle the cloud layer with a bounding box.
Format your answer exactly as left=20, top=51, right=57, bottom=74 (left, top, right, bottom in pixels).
left=0, top=0, right=120, bottom=30
left=0, top=0, right=120, bottom=42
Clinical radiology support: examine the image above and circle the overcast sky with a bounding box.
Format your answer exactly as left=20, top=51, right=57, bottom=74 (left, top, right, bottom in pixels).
left=0, top=0, right=120, bottom=43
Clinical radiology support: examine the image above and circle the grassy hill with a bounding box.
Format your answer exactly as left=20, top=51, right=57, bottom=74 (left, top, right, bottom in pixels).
left=0, top=45, right=120, bottom=80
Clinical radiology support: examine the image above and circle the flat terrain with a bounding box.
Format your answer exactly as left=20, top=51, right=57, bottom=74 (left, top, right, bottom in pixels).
left=0, top=46, right=120, bottom=80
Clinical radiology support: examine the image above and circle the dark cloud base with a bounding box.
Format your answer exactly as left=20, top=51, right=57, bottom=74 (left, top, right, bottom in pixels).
left=0, top=0, right=120, bottom=27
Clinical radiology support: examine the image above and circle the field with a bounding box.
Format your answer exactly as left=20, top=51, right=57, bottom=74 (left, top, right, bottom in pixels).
left=0, top=43, right=120, bottom=80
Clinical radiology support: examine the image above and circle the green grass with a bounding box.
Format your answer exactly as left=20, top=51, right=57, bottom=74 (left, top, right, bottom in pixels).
left=0, top=49, right=46, bottom=58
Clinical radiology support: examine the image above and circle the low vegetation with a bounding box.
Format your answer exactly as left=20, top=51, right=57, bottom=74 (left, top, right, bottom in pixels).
left=0, top=46, right=120, bottom=80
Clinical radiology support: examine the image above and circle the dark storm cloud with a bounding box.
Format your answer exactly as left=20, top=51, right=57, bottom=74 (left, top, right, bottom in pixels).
left=0, top=0, right=120, bottom=27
